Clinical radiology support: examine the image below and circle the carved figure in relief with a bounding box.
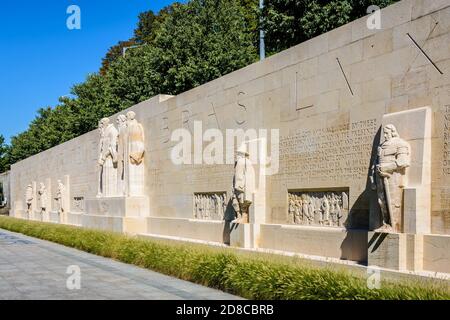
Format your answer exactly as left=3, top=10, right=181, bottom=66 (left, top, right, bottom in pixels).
left=215, top=194, right=224, bottom=220
left=97, top=118, right=119, bottom=197
left=25, top=184, right=33, bottom=216
left=38, top=183, right=48, bottom=215
left=288, top=194, right=295, bottom=224
left=300, top=195, right=308, bottom=223
left=308, top=198, right=316, bottom=224
left=126, top=111, right=145, bottom=196
left=294, top=196, right=302, bottom=224
left=371, top=124, right=410, bottom=232
left=116, top=114, right=128, bottom=196
left=321, top=196, right=330, bottom=226
left=55, top=180, right=65, bottom=216
left=231, top=145, right=255, bottom=224
left=194, top=196, right=200, bottom=219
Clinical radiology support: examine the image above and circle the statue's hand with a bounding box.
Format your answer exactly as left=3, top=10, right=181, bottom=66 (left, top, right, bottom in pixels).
left=376, top=165, right=391, bottom=177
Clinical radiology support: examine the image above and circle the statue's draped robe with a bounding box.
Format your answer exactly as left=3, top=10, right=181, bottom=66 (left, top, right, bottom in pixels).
left=117, top=123, right=129, bottom=196
left=99, top=124, right=119, bottom=197
left=127, top=119, right=145, bottom=196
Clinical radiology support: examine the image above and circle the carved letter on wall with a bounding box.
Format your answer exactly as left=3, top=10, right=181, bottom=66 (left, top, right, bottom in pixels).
left=234, top=92, right=247, bottom=126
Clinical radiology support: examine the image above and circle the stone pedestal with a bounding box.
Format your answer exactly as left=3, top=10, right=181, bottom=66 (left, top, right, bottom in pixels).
left=230, top=223, right=252, bottom=248
left=368, top=232, right=424, bottom=272
left=85, top=196, right=149, bottom=218
left=368, top=232, right=407, bottom=271
left=83, top=196, right=149, bottom=233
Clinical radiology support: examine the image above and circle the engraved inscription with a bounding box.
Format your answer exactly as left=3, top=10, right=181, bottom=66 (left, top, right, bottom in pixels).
left=443, top=105, right=450, bottom=176
left=279, top=119, right=378, bottom=183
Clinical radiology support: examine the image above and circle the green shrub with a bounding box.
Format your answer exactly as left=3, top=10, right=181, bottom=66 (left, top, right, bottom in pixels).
left=0, top=216, right=448, bottom=300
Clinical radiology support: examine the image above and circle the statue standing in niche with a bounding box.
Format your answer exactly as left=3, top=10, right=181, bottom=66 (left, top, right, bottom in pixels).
left=126, top=111, right=145, bottom=196
left=25, top=184, right=33, bottom=217
left=38, top=183, right=47, bottom=217
left=371, top=124, right=411, bottom=232
left=231, top=145, right=255, bottom=224
left=55, top=180, right=66, bottom=216
left=116, top=114, right=129, bottom=196
left=97, top=117, right=118, bottom=197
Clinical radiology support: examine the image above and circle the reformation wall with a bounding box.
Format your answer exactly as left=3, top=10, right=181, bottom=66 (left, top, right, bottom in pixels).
left=6, top=0, right=450, bottom=274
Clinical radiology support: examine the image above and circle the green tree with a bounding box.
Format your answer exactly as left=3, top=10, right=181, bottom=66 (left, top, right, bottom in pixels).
left=151, top=0, right=258, bottom=94
left=100, top=40, right=136, bottom=76
left=0, top=135, right=10, bottom=173
left=262, top=0, right=398, bottom=55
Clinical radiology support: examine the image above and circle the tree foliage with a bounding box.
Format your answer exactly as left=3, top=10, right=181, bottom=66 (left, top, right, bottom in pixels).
left=262, top=0, right=398, bottom=55
left=0, top=135, right=9, bottom=173
left=1, top=0, right=398, bottom=170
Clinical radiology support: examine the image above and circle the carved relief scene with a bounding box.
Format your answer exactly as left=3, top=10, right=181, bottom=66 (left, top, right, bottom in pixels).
left=288, top=190, right=349, bottom=227
left=194, top=192, right=227, bottom=221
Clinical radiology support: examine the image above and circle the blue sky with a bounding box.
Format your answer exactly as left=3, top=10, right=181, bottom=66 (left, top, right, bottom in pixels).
left=0, top=0, right=176, bottom=143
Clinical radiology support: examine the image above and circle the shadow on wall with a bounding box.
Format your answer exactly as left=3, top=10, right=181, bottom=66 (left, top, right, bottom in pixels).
left=344, top=127, right=382, bottom=230
left=223, top=198, right=236, bottom=245
left=340, top=127, right=382, bottom=263
left=368, top=232, right=388, bottom=253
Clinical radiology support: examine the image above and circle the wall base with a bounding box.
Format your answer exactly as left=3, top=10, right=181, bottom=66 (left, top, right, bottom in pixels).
left=259, top=224, right=368, bottom=262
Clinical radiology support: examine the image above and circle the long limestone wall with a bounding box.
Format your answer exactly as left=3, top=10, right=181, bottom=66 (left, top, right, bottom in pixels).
left=7, top=0, right=450, bottom=274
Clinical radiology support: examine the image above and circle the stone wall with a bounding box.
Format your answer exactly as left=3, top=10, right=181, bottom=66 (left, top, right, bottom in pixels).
left=6, top=0, right=450, bottom=274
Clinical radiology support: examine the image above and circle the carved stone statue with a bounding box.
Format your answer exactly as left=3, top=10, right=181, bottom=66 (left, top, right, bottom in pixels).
left=38, top=183, right=47, bottom=215
left=55, top=180, right=66, bottom=215
left=371, top=124, right=411, bottom=232
left=231, top=145, right=255, bottom=224
left=116, top=114, right=128, bottom=196
left=97, top=117, right=119, bottom=197
left=126, top=111, right=145, bottom=196
left=25, top=184, right=33, bottom=216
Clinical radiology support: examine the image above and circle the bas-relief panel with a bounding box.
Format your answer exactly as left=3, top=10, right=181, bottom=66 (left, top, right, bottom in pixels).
left=72, top=197, right=85, bottom=213
left=193, top=192, right=227, bottom=221
left=287, top=190, right=349, bottom=227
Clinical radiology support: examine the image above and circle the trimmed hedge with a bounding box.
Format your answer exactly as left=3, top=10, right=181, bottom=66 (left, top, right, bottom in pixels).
left=0, top=216, right=448, bottom=300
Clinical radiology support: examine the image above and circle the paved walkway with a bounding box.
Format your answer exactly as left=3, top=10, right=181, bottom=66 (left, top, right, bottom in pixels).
left=0, top=229, right=241, bottom=300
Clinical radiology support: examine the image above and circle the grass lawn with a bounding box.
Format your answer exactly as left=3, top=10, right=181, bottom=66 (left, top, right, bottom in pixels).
left=0, top=216, right=448, bottom=300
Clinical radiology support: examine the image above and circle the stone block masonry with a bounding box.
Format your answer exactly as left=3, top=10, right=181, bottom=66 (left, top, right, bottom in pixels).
left=5, top=0, right=450, bottom=275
